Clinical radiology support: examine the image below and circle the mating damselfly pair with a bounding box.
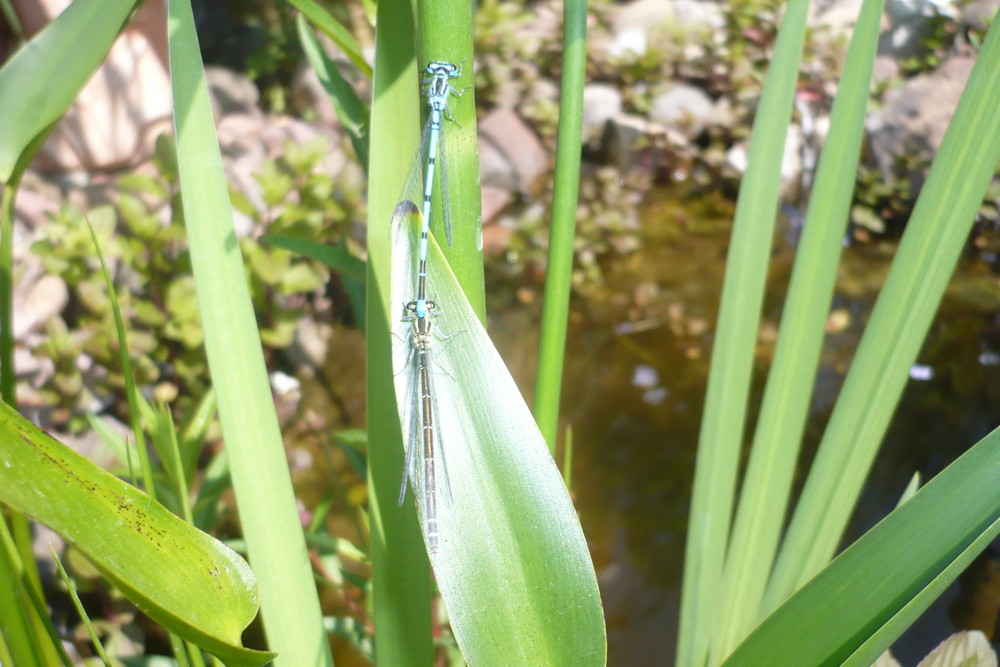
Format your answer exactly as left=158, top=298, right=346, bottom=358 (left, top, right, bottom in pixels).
left=393, top=61, right=465, bottom=555
left=384, top=60, right=604, bottom=665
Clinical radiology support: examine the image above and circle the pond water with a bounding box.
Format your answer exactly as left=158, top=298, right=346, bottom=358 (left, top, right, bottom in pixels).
left=486, top=190, right=1000, bottom=665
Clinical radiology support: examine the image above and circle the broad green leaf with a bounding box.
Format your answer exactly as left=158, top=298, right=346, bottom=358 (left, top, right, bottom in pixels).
left=724, top=426, right=1000, bottom=666
left=0, top=401, right=272, bottom=666
left=365, top=3, right=434, bottom=661
left=389, top=202, right=606, bottom=665
left=0, top=0, right=140, bottom=182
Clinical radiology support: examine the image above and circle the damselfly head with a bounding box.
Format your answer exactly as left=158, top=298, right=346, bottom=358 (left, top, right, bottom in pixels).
left=426, top=61, right=459, bottom=78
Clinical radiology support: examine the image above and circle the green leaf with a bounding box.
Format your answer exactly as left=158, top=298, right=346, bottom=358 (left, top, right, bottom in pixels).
left=288, top=0, right=372, bottom=78
left=167, top=0, right=334, bottom=662
left=713, top=0, right=886, bottom=654
left=0, top=401, right=273, bottom=666
left=677, top=0, right=811, bottom=663
left=262, top=234, right=365, bottom=282
left=764, top=15, right=1000, bottom=611
left=279, top=262, right=325, bottom=293
left=0, top=0, right=139, bottom=182
left=296, top=14, right=370, bottom=168
left=724, top=426, right=1000, bottom=666
left=263, top=233, right=366, bottom=331
left=389, top=202, right=606, bottom=665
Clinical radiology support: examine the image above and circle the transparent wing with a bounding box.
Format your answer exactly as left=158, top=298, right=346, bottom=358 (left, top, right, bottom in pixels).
left=424, top=350, right=453, bottom=505
left=394, top=331, right=420, bottom=506
left=397, top=116, right=435, bottom=211
left=438, top=125, right=453, bottom=246
left=391, top=202, right=423, bottom=506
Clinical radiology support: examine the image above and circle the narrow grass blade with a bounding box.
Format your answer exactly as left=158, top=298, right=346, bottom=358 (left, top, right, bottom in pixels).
left=51, top=546, right=111, bottom=666
left=676, top=0, right=810, bottom=663
left=0, top=516, right=71, bottom=666
left=764, top=19, right=1000, bottom=612
left=167, top=1, right=332, bottom=663
left=289, top=0, right=372, bottom=78
left=390, top=202, right=606, bottom=665
left=533, top=0, right=589, bottom=451
left=296, top=14, right=370, bottom=167
left=725, top=426, right=1000, bottom=666
left=88, top=220, right=156, bottom=496
left=714, top=0, right=885, bottom=655
left=0, top=402, right=271, bottom=666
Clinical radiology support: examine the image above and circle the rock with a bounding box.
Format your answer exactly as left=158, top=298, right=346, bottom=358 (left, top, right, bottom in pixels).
left=879, top=16, right=934, bottom=59
left=31, top=1, right=172, bottom=172
left=15, top=341, right=55, bottom=389
left=481, top=184, right=515, bottom=226
left=880, top=0, right=958, bottom=58
left=609, top=0, right=725, bottom=58
left=13, top=274, right=68, bottom=340
left=289, top=317, right=332, bottom=369
left=602, top=113, right=663, bottom=170
left=206, top=66, right=260, bottom=116
left=610, top=0, right=675, bottom=58
left=671, top=0, right=725, bottom=31
left=583, top=84, right=624, bottom=145
left=865, top=56, right=975, bottom=189
left=482, top=219, right=514, bottom=257
left=12, top=185, right=60, bottom=231
left=478, top=108, right=548, bottom=196
left=809, top=0, right=864, bottom=32
left=290, top=60, right=338, bottom=126
left=649, top=84, right=714, bottom=133
left=872, top=55, right=902, bottom=86
left=957, top=0, right=998, bottom=30
left=885, top=0, right=956, bottom=23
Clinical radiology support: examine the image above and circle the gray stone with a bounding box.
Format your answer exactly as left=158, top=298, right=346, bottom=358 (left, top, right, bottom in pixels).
left=649, top=84, right=714, bottom=132
left=13, top=274, right=68, bottom=340
left=609, top=0, right=676, bottom=58
left=583, top=84, right=623, bottom=144
left=478, top=108, right=548, bottom=196
left=808, top=0, right=864, bottom=32
left=609, top=0, right=725, bottom=57
left=603, top=113, right=663, bottom=170
left=724, top=126, right=804, bottom=199
left=866, top=56, right=975, bottom=189
left=957, top=0, right=998, bottom=30
left=206, top=66, right=260, bottom=116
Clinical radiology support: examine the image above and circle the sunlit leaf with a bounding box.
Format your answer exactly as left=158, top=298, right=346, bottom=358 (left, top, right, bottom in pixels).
left=389, top=201, right=606, bottom=665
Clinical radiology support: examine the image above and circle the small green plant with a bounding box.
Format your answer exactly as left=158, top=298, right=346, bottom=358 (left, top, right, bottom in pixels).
left=29, top=133, right=365, bottom=427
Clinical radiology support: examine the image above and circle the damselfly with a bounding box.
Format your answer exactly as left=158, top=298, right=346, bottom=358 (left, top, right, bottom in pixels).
left=403, top=61, right=465, bottom=319
left=396, top=298, right=447, bottom=554
left=392, top=201, right=456, bottom=555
